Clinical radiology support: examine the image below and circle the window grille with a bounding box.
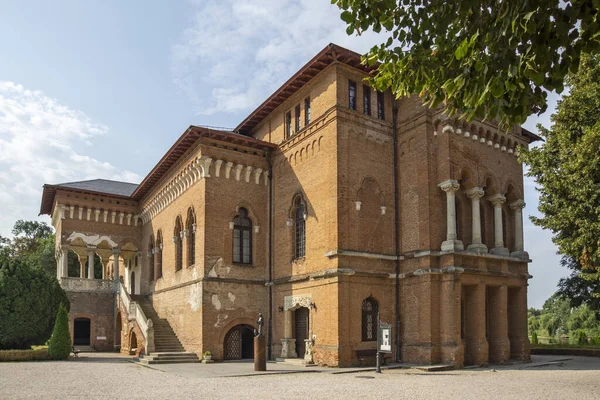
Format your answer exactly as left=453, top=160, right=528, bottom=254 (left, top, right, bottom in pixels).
left=349, top=80, right=357, bottom=110
left=295, top=197, right=306, bottom=259
left=362, top=297, right=378, bottom=341
left=233, top=208, right=252, bottom=264
left=377, top=91, right=385, bottom=120
left=186, top=209, right=196, bottom=267
left=363, top=85, right=371, bottom=116
left=174, top=217, right=183, bottom=271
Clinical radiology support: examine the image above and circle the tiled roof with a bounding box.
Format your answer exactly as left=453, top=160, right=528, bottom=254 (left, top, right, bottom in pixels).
left=56, top=179, right=139, bottom=197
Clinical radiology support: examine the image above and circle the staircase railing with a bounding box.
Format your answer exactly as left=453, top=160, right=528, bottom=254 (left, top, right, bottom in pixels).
left=117, top=281, right=155, bottom=354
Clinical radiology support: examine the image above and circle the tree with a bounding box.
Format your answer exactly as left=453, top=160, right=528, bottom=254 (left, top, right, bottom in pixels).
left=0, top=254, right=69, bottom=349
left=557, top=256, right=600, bottom=310
left=521, top=53, right=600, bottom=295
left=48, top=303, right=71, bottom=360
left=334, top=0, right=600, bottom=127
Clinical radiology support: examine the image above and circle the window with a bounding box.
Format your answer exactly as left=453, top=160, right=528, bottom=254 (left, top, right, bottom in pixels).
left=377, top=91, right=385, bottom=120
left=174, top=217, right=183, bottom=271
left=363, top=85, right=371, bottom=116
left=186, top=208, right=196, bottom=267
left=156, top=231, right=163, bottom=279
left=361, top=297, right=379, bottom=341
left=295, top=104, right=301, bottom=132
left=285, top=111, right=292, bottom=138
left=233, top=208, right=252, bottom=264
left=349, top=80, right=357, bottom=110
left=148, top=236, right=154, bottom=281
left=294, top=197, right=306, bottom=259
left=304, top=97, right=311, bottom=125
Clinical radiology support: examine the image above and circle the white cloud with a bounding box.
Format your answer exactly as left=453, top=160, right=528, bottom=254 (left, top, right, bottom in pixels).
left=0, top=81, right=141, bottom=236
left=171, top=0, right=383, bottom=116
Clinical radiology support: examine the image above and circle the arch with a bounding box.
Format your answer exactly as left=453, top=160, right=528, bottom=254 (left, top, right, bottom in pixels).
left=504, top=181, right=521, bottom=202
left=174, top=216, right=183, bottom=271
left=73, top=317, right=91, bottom=346
left=362, top=297, right=379, bottom=341
left=223, top=324, right=255, bottom=360
left=457, top=166, right=476, bottom=190
left=129, top=329, right=138, bottom=355
left=229, top=202, right=260, bottom=227
left=232, top=207, right=252, bottom=264
left=117, top=236, right=141, bottom=251
left=483, top=175, right=500, bottom=196
left=356, top=176, right=385, bottom=205
left=186, top=208, right=196, bottom=267
left=148, top=235, right=155, bottom=281
left=115, top=312, right=122, bottom=347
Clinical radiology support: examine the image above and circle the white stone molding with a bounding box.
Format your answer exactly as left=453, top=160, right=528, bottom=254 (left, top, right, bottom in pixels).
left=355, top=201, right=362, bottom=211
left=464, top=131, right=470, bottom=138
left=284, top=294, right=313, bottom=311
left=254, top=226, right=260, bottom=234
left=119, top=212, right=124, bottom=225
left=66, top=232, right=119, bottom=248
left=229, top=222, right=235, bottom=230
left=489, top=194, right=509, bottom=256
left=69, top=206, right=75, bottom=219
left=442, top=125, right=454, bottom=134
left=134, top=215, right=139, bottom=226
left=438, top=179, right=464, bottom=251
left=264, top=171, right=269, bottom=186
left=111, top=211, right=116, bottom=224
left=215, top=159, right=223, bottom=177
left=381, top=206, right=387, bottom=215
left=254, top=168, right=263, bottom=184
left=94, top=209, right=100, bottom=222
left=234, top=164, right=243, bottom=181
left=245, top=166, right=253, bottom=183
left=102, top=210, right=108, bottom=223
left=466, top=187, right=488, bottom=254
left=86, top=208, right=91, bottom=221
left=471, top=134, right=478, bottom=141
left=78, top=206, right=83, bottom=220
left=225, top=161, right=234, bottom=179
left=126, top=213, right=132, bottom=226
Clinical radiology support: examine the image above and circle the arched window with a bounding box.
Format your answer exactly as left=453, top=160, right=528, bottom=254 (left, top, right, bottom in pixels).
left=148, top=236, right=154, bottom=281
left=186, top=208, right=196, bottom=267
left=233, top=208, right=252, bottom=264
left=362, top=297, right=379, bottom=341
left=174, top=216, right=183, bottom=271
left=156, top=230, right=163, bottom=279
left=294, top=197, right=306, bottom=259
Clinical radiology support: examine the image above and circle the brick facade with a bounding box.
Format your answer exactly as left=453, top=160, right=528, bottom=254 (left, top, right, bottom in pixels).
left=42, top=44, right=535, bottom=367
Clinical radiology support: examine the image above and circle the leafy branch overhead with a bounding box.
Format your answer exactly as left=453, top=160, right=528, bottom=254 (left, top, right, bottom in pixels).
left=334, top=0, right=600, bottom=127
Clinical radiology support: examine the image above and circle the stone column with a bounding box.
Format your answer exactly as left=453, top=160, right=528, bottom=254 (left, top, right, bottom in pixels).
left=510, top=199, right=529, bottom=259
left=466, top=187, right=488, bottom=254
left=79, top=255, right=85, bottom=278
left=112, top=249, right=121, bottom=282
left=489, top=194, right=509, bottom=256
left=61, top=245, right=69, bottom=279
left=438, top=180, right=464, bottom=251
left=465, top=283, right=489, bottom=366
left=87, top=247, right=95, bottom=279
left=280, top=309, right=297, bottom=358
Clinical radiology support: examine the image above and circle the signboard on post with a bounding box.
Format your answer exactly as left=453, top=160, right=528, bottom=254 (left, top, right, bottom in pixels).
left=378, top=321, right=392, bottom=354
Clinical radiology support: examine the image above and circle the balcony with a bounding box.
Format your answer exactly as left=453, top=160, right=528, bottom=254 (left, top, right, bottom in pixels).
left=60, top=277, right=115, bottom=293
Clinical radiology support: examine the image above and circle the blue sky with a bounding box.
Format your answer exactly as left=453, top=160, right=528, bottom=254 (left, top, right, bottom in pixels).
left=0, top=0, right=564, bottom=308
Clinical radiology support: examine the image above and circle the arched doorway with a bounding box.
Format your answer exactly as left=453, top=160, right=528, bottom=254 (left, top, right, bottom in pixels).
left=129, top=331, right=138, bottom=355
left=74, top=318, right=91, bottom=346
left=295, top=307, right=309, bottom=358
left=224, top=325, right=254, bottom=360
left=130, top=271, right=136, bottom=295
left=115, top=313, right=122, bottom=347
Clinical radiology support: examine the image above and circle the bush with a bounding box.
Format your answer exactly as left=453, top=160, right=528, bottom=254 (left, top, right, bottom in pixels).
left=531, top=332, right=539, bottom=345
left=577, top=330, right=588, bottom=345
left=0, top=255, right=69, bottom=349
left=591, top=336, right=600, bottom=346
left=0, top=348, right=51, bottom=362
left=48, top=304, right=71, bottom=360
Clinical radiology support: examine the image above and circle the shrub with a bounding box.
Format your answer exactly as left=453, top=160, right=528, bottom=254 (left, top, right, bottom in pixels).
left=48, top=304, right=71, bottom=360
left=591, top=336, right=600, bottom=346
left=203, top=350, right=212, bottom=357
left=531, top=332, right=539, bottom=345
left=0, top=348, right=51, bottom=362
left=0, top=255, right=69, bottom=350
left=577, top=330, right=588, bottom=345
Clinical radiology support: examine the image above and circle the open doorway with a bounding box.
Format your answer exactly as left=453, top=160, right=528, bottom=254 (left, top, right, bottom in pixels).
left=74, top=318, right=91, bottom=346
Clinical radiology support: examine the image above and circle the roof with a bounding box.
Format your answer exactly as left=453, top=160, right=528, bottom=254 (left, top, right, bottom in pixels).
left=55, top=179, right=138, bottom=196
left=521, top=127, right=543, bottom=142
left=130, top=125, right=277, bottom=201
left=234, top=43, right=376, bottom=135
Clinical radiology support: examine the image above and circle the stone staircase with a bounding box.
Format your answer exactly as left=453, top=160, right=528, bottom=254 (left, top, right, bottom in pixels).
left=130, top=295, right=199, bottom=364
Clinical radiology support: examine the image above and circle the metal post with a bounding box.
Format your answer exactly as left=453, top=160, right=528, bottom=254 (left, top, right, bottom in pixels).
left=376, top=314, right=382, bottom=373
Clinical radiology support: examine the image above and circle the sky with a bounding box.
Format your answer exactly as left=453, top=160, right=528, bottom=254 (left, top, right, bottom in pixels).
left=0, top=0, right=564, bottom=308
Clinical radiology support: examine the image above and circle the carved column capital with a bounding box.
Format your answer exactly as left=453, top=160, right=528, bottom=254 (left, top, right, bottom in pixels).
left=466, top=187, right=485, bottom=200
left=438, top=179, right=460, bottom=193
left=489, top=194, right=507, bottom=207
left=510, top=199, right=526, bottom=210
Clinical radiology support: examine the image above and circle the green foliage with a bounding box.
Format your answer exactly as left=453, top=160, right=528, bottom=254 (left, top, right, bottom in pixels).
left=0, top=255, right=69, bottom=350
left=48, top=304, right=71, bottom=360
left=531, top=331, right=539, bottom=345
left=333, top=0, right=600, bottom=127
left=521, top=54, right=600, bottom=296
left=577, top=329, right=588, bottom=345
left=0, top=348, right=51, bottom=362
left=557, top=257, right=600, bottom=310
left=0, top=220, right=56, bottom=276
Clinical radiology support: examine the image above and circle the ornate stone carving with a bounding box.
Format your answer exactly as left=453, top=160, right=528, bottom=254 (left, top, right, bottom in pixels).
left=284, top=294, right=312, bottom=311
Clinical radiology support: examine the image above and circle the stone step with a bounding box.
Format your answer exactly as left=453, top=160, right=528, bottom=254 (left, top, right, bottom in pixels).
left=147, top=352, right=198, bottom=357
left=140, top=358, right=199, bottom=365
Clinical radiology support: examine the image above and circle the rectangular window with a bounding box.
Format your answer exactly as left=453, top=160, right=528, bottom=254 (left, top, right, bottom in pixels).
left=233, top=229, right=241, bottom=263
left=285, top=111, right=292, bottom=138
left=377, top=91, right=385, bottom=120
left=304, top=97, right=311, bottom=125
left=295, top=104, right=301, bottom=132
left=363, top=85, right=371, bottom=116
left=349, top=80, right=356, bottom=110
left=242, top=230, right=251, bottom=264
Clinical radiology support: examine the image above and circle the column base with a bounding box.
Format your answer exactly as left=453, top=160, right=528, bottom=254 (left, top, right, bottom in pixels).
left=466, top=243, right=488, bottom=254
left=490, top=247, right=510, bottom=256
left=280, top=338, right=297, bottom=359
left=510, top=250, right=530, bottom=260
left=441, top=240, right=464, bottom=251
left=304, top=339, right=314, bottom=364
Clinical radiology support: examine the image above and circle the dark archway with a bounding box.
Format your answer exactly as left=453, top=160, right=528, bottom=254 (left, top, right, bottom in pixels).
left=115, top=313, right=122, bottom=347
left=295, top=307, right=309, bottom=358
left=74, top=318, right=91, bottom=346
left=129, top=331, right=138, bottom=355
left=224, top=324, right=255, bottom=360
left=130, top=271, right=136, bottom=295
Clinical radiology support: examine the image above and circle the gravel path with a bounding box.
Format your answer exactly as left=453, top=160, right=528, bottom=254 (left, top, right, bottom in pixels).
left=0, top=356, right=599, bottom=399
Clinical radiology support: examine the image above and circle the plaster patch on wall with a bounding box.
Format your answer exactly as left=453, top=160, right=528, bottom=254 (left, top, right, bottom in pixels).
left=207, top=257, right=230, bottom=277
left=214, top=314, right=228, bottom=328
left=187, top=282, right=202, bottom=312
left=212, top=294, right=222, bottom=310
left=225, top=292, right=236, bottom=311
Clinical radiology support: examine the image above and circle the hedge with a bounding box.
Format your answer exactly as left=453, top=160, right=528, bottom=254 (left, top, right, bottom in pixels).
left=0, top=348, right=51, bottom=362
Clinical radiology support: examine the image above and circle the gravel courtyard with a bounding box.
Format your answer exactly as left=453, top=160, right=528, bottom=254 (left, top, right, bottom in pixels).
left=1, top=355, right=598, bottom=399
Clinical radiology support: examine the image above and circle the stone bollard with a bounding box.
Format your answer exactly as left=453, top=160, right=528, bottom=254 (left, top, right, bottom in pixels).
left=254, top=335, right=266, bottom=371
